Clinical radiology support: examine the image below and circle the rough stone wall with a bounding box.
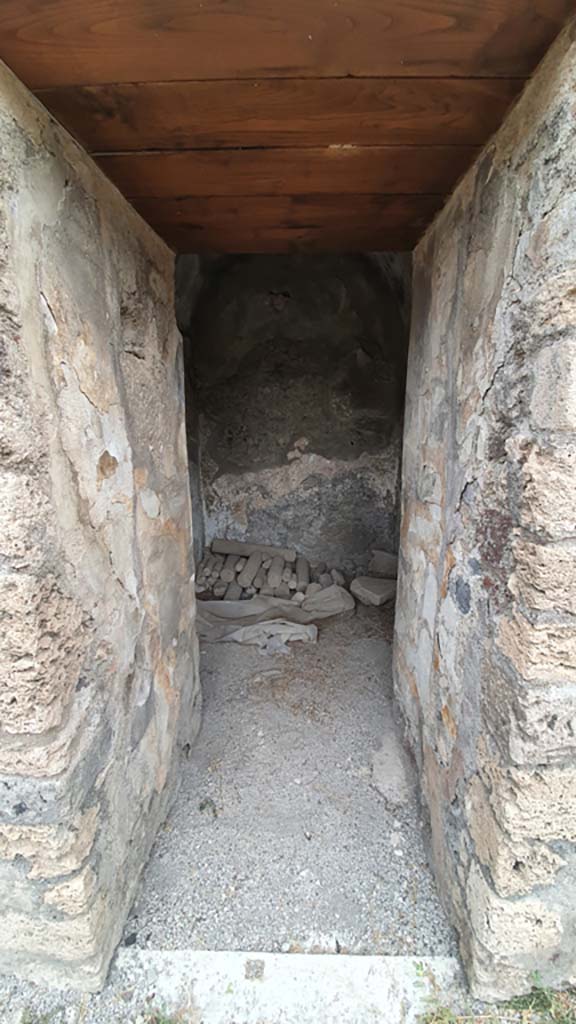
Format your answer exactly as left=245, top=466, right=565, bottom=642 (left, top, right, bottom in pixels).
left=178, top=253, right=410, bottom=570
left=0, top=63, right=200, bottom=989
left=393, top=22, right=576, bottom=999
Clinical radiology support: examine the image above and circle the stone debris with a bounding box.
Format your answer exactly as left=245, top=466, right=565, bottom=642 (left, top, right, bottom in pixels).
left=197, top=538, right=400, bottom=608
left=253, top=567, right=267, bottom=590
left=237, top=550, right=263, bottom=588
left=221, top=554, right=238, bottom=583
left=212, top=537, right=297, bottom=563
left=296, top=556, right=310, bottom=591
left=368, top=549, right=398, bottom=578
left=267, top=556, right=284, bottom=590
left=350, top=577, right=397, bottom=607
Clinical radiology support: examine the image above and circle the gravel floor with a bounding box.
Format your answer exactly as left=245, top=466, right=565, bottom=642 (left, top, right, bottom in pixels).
left=123, top=604, right=456, bottom=958
left=0, top=605, right=458, bottom=1023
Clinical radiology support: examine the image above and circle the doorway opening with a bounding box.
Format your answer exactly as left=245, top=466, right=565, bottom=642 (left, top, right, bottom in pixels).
left=121, top=253, right=456, bottom=958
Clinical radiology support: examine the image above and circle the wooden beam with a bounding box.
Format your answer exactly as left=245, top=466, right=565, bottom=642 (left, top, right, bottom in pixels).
left=0, top=0, right=570, bottom=87
left=37, top=78, right=525, bottom=151
left=130, top=193, right=444, bottom=252
left=96, top=146, right=477, bottom=198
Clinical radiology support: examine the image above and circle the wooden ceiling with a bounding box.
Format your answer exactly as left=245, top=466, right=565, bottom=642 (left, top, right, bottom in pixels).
left=0, top=2, right=572, bottom=253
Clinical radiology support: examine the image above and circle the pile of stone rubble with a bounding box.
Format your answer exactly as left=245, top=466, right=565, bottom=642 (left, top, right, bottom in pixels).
left=195, top=538, right=397, bottom=607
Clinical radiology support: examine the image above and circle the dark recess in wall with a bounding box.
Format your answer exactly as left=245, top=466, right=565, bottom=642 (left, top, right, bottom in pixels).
left=177, top=252, right=411, bottom=569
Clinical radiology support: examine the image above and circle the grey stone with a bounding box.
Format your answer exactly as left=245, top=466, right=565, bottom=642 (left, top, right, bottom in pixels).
left=237, top=550, right=263, bottom=589
left=369, top=550, right=398, bottom=579
left=296, top=557, right=310, bottom=591
left=220, top=554, right=238, bottom=584
left=350, top=577, right=396, bottom=606
left=267, top=556, right=284, bottom=589
left=212, top=538, right=296, bottom=563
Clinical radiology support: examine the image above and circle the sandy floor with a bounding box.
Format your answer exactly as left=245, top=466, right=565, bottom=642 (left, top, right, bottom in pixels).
left=123, top=605, right=456, bottom=958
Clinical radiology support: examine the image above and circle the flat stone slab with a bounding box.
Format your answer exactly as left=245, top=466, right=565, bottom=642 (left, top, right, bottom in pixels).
left=351, top=576, right=397, bottom=606
left=2, top=951, right=466, bottom=1023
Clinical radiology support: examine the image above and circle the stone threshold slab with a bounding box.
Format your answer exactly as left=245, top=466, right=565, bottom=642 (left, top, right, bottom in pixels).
left=112, top=949, right=466, bottom=1023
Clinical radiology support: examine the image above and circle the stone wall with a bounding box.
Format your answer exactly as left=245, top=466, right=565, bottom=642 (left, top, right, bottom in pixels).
left=178, top=254, right=410, bottom=571
left=393, top=22, right=576, bottom=999
left=0, top=63, right=200, bottom=989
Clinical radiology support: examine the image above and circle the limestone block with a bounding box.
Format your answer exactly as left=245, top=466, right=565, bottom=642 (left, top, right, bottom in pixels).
left=276, top=583, right=291, bottom=598
left=519, top=442, right=576, bottom=540
left=253, top=568, right=267, bottom=590
left=350, top=577, right=397, bottom=606
left=489, top=764, right=576, bottom=843
left=3, top=895, right=108, bottom=961
left=531, top=338, right=576, bottom=431
left=0, top=807, right=99, bottom=880
left=224, top=582, right=243, bottom=601
left=497, top=610, right=576, bottom=683
left=318, top=573, right=333, bottom=588
left=296, top=557, right=310, bottom=591
left=44, top=866, right=97, bottom=916
left=267, top=556, right=284, bottom=589
left=281, top=566, right=293, bottom=583
left=465, top=776, right=564, bottom=897
left=331, top=568, right=345, bottom=586
left=213, top=582, right=227, bottom=598
left=235, top=558, right=247, bottom=572
left=368, top=550, right=398, bottom=578
left=305, top=582, right=323, bottom=597
left=212, top=538, right=296, bottom=562
left=237, top=550, right=263, bottom=588
left=510, top=539, right=576, bottom=614
left=467, top=861, right=562, bottom=958
left=0, top=573, right=88, bottom=735
left=0, top=471, right=53, bottom=570
left=220, top=554, right=238, bottom=583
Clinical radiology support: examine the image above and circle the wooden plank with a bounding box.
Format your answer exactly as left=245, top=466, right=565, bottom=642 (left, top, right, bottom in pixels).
left=0, top=0, right=570, bottom=87
left=96, top=146, right=478, bottom=198
left=129, top=193, right=444, bottom=252
left=36, top=78, right=525, bottom=151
